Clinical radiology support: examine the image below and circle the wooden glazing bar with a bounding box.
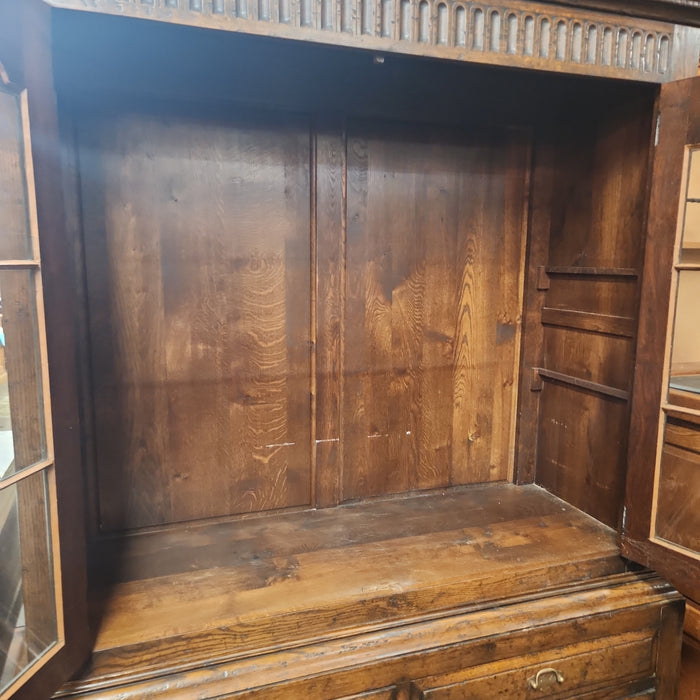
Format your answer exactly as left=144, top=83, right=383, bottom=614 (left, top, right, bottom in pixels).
left=0, top=260, right=40, bottom=269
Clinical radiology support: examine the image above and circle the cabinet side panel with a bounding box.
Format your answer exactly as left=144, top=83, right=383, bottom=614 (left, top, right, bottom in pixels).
left=534, top=101, right=654, bottom=527
left=343, top=122, right=529, bottom=499
left=80, top=110, right=312, bottom=532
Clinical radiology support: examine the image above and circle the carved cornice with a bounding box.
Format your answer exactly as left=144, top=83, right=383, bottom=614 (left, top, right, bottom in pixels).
left=45, top=0, right=675, bottom=82
left=552, top=1, right=700, bottom=27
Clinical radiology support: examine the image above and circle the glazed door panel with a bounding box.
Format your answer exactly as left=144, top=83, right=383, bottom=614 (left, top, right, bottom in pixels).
left=624, top=75, right=700, bottom=605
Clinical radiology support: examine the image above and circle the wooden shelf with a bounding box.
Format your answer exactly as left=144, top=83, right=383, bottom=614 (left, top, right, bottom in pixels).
left=65, top=484, right=625, bottom=696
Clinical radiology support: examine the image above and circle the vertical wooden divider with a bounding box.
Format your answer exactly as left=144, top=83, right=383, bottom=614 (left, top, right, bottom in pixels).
left=314, top=123, right=345, bottom=507
left=514, top=128, right=553, bottom=484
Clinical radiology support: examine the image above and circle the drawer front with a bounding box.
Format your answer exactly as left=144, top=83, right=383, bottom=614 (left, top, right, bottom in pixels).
left=414, top=632, right=656, bottom=699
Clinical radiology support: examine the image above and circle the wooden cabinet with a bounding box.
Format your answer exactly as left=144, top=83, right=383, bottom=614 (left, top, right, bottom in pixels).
left=1, top=0, right=700, bottom=698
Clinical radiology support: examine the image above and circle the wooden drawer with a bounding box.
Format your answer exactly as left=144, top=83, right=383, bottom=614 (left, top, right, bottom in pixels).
left=413, top=631, right=656, bottom=699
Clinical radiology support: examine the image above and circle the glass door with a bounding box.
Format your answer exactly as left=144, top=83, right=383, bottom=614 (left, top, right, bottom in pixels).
left=0, top=69, right=64, bottom=699
left=650, top=144, right=700, bottom=561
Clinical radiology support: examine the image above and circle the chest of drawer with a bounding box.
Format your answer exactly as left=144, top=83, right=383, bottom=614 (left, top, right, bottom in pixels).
left=412, top=630, right=656, bottom=699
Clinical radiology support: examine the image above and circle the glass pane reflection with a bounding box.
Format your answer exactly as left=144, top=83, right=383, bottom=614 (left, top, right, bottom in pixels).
left=0, top=271, right=47, bottom=479
left=0, top=471, right=57, bottom=693
left=0, top=89, right=34, bottom=261
left=669, top=271, right=700, bottom=401
left=655, top=416, right=700, bottom=555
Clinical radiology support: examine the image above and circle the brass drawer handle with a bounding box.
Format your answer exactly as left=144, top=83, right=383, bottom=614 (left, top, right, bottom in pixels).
left=527, top=667, right=565, bottom=690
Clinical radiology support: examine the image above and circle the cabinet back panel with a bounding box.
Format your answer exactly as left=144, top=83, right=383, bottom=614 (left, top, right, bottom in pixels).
left=80, top=112, right=312, bottom=532
left=342, top=123, right=529, bottom=499
left=77, top=109, right=530, bottom=530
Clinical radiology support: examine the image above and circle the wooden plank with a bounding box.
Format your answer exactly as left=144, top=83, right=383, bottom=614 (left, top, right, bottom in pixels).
left=92, top=483, right=580, bottom=583
left=80, top=108, right=313, bottom=531
left=542, top=327, right=633, bottom=393
left=546, top=276, right=638, bottom=319
left=541, top=307, right=636, bottom=338
left=513, top=129, right=552, bottom=484
left=61, top=485, right=631, bottom=694
left=536, top=381, right=630, bottom=527
left=314, top=125, right=344, bottom=508
left=545, top=266, right=638, bottom=277
left=535, top=368, right=629, bottom=401
left=343, top=122, right=529, bottom=498
left=664, top=417, right=700, bottom=454
left=57, top=573, right=678, bottom=698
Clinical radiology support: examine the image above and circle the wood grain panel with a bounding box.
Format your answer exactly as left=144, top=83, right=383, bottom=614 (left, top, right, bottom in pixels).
left=80, top=110, right=312, bottom=531
left=541, top=307, right=635, bottom=337
left=57, top=484, right=630, bottom=695
left=655, top=443, right=700, bottom=553
left=543, top=327, right=633, bottom=392
left=548, top=103, right=652, bottom=270
left=532, top=100, right=653, bottom=528
left=343, top=123, right=529, bottom=499
left=536, top=381, right=629, bottom=527
left=314, top=125, right=344, bottom=508
left=546, top=275, right=638, bottom=318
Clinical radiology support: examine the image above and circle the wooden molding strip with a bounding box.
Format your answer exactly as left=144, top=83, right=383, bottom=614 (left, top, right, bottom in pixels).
left=44, top=0, right=675, bottom=83
left=544, top=265, right=638, bottom=277
left=0, top=259, right=41, bottom=269
left=541, top=307, right=636, bottom=337
left=536, top=367, right=629, bottom=400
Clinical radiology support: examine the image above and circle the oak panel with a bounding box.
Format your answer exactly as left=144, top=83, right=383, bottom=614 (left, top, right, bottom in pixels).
left=543, top=326, right=633, bottom=392
left=59, top=484, right=627, bottom=694
left=537, top=381, right=629, bottom=527
left=343, top=123, right=529, bottom=499
left=655, top=443, right=700, bottom=553
left=548, top=104, right=652, bottom=270
left=80, top=110, right=312, bottom=531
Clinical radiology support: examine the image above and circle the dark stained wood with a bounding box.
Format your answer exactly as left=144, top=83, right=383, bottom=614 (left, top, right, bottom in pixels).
left=513, top=128, right=553, bottom=485
left=314, top=123, right=345, bottom=508
left=655, top=598, right=685, bottom=700
left=623, top=76, right=700, bottom=605
left=39, top=0, right=681, bottom=85
left=343, top=123, right=529, bottom=499
left=535, top=369, right=629, bottom=401
left=654, top=444, right=700, bottom=552
left=546, top=274, right=639, bottom=318
left=56, top=573, right=681, bottom=699
left=534, top=99, right=654, bottom=528
left=541, top=307, right=636, bottom=338
left=626, top=80, right=692, bottom=544
left=415, top=633, right=655, bottom=698
left=0, top=0, right=92, bottom=697
left=542, top=329, right=633, bottom=391
left=61, top=484, right=627, bottom=693
left=2, top=3, right=693, bottom=697
left=79, top=109, right=313, bottom=531
left=545, top=267, right=638, bottom=277
left=537, top=382, right=631, bottom=527
left=679, top=634, right=700, bottom=700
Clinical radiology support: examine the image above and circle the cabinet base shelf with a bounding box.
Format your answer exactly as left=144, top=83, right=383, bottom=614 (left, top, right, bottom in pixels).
left=55, top=483, right=679, bottom=698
